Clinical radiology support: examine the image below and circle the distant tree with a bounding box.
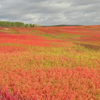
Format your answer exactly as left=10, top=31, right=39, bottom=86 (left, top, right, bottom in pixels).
left=25, top=24, right=30, bottom=28
left=0, top=21, right=24, bottom=27
left=15, top=22, right=24, bottom=27
left=0, top=21, right=5, bottom=27
left=6, top=21, right=12, bottom=27
left=0, top=20, right=42, bottom=28
left=11, top=22, right=16, bottom=27
left=30, top=23, right=33, bottom=27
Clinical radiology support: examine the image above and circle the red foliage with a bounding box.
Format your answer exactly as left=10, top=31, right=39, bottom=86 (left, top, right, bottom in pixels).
left=0, top=67, right=100, bottom=100
left=0, top=25, right=100, bottom=99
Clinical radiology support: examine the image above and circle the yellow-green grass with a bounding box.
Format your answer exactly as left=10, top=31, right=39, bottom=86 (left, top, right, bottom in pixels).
left=0, top=42, right=100, bottom=71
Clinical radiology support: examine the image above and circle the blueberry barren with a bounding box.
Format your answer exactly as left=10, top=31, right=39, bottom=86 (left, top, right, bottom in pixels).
left=0, top=25, right=100, bottom=100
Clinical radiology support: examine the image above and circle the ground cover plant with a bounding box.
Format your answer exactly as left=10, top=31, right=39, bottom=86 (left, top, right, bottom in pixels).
left=0, top=25, right=100, bottom=100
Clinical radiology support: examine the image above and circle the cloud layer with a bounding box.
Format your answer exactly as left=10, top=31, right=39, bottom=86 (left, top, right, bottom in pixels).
left=0, top=0, right=100, bottom=25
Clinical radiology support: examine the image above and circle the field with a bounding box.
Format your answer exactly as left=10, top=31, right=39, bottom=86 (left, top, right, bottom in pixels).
left=0, top=25, right=100, bottom=100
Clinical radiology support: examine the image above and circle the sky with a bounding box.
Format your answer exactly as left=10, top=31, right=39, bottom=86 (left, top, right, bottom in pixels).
left=0, top=0, right=100, bottom=26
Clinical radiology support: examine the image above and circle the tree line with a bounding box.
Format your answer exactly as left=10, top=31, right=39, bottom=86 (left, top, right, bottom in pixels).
left=0, top=21, right=42, bottom=27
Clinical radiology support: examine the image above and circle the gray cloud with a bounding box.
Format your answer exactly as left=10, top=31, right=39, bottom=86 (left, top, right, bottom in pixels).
left=0, top=0, right=100, bottom=25
left=71, top=0, right=100, bottom=6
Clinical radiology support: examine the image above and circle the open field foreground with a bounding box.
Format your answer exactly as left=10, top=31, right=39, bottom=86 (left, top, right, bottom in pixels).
left=0, top=25, right=100, bottom=100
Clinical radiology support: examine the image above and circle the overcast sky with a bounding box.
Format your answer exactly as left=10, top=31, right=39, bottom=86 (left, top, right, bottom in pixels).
left=0, top=0, right=100, bottom=25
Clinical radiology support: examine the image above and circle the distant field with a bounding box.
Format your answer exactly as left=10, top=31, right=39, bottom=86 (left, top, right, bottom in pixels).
left=0, top=25, right=100, bottom=100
